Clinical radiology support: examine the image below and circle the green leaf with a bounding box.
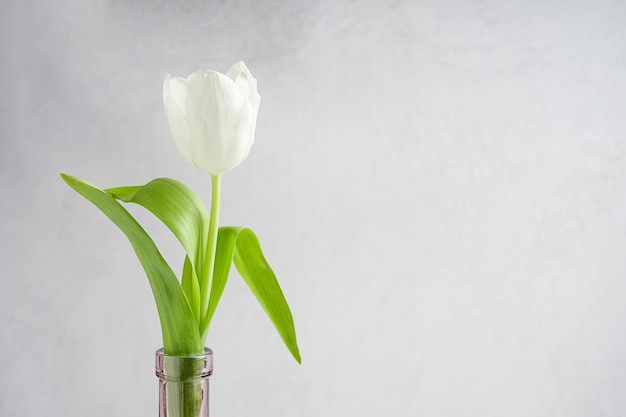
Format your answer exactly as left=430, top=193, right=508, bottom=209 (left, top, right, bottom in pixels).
left=181, top=256, right=201, bottom=322
left=201, top=226, right=241, bottom=335
left=106, top=178, right=209, bottom=291
left=60, top=173, right=202, bottom=355
left=209, top=226, right=301, bottom=363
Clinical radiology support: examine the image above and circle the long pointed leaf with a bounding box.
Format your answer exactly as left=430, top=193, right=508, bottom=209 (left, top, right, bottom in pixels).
left=106, top=178, right=209, bottom=288
left=208, top=226, right=301, bottom=363
left=200, top=226, right=242, bottom=336
left=182, top=255, right=201, bottom=322
left=60, top=173, right=202, bottom=355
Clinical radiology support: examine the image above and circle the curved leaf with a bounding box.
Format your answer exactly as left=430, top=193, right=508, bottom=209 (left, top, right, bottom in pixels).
left=205, top=226, right=301, bottom=363
left=106, top=178, right=209, bottom=289
left=200, top=226, right=242, bottom=334
left=60, top=173, right=202, bottom=355
left=182, top=255, right=201, bottom=321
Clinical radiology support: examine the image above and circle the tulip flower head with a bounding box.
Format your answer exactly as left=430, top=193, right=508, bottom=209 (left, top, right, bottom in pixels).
left=163, top=61, right=261, bottom=176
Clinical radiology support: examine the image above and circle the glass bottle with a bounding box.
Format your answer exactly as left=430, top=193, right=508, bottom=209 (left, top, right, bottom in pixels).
left=155, top=348, right=213, bottom=417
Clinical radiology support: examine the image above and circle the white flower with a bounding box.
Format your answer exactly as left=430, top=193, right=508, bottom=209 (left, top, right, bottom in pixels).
left=163, top=61, right=261, bottom=176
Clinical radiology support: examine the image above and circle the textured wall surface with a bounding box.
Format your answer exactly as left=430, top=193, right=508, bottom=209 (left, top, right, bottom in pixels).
left=2, top=1, right=626, bottom=416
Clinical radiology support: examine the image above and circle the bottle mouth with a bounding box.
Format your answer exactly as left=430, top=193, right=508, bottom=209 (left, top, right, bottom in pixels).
left=155, top=348, right=213, bottom=381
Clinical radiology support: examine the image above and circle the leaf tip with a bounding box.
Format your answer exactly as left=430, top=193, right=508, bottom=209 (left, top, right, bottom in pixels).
left=59, top=172, right=81, bottom=185
left=292, top=347, right=302, bottom=364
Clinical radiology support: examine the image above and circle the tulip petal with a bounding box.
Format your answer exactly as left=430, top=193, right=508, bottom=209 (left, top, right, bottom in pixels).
left=227, top=61, right=261, bottom=156
left=187, top=70, right=213, bottom=85
left=185, top=72, right=254, bottom=175
left=163, top=75, right=194, bottom=167
left=227, top=61, right=261, bottom=113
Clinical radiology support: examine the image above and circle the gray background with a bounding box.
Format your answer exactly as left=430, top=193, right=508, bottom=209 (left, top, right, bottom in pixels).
left=2, top=0, right=626, bottom=416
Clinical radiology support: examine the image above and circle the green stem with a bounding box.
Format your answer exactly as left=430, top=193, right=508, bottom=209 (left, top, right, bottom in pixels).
left=200, top=174, right=221, bottom=333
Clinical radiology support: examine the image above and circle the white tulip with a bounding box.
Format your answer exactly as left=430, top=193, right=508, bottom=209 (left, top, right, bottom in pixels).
left=163, top=61, right=261, bottom=176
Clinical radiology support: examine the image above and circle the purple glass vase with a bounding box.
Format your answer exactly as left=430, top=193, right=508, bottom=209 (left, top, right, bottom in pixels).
left=155, top=348, right=213, bottom=417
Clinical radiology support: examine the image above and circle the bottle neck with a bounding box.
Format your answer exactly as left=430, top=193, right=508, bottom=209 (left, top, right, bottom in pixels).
left=155, top=348, right=213, bottom=417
